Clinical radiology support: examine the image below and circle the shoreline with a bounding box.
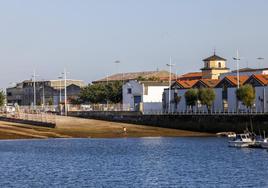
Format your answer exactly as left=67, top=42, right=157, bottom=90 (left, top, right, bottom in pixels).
left=0, top=116, right=213, bottom=140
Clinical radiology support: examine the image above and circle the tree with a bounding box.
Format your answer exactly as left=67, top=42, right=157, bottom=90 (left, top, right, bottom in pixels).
left=79, top=83, right=107, bottom=104
left=106, top=81, right=123, bottom=103
left=79, top=81, right=123, bottom=104
left=198, top=88, right=216, bottom=111
left=0, top=90, right=5, bottom=107
left=236, top=84, right=255, bottom=109
left=174, top=94, right=181, bottom=110
left=184, top=89, right=199, bottom=109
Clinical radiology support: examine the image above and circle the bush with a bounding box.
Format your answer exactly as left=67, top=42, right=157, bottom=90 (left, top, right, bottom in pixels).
left=236, top=84, right=255, bottom=108
left=198, top=88, right=216, bottom=111
left=184, top=89, right=199, bottom=108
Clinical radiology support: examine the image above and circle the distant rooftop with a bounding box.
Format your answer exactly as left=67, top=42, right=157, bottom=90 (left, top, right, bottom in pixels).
left=231, top=67, right=268, bottom=73
left=93, top=70, right=176, bottom=83
left=177, top=72, right=203, bottom=81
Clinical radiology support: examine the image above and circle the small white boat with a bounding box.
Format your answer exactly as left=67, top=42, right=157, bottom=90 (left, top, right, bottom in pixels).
left=260, top=138, right=268, bottom=149
left=228, top=133, right=255, bottom=148
left=216, top=132, right=236, bottom=138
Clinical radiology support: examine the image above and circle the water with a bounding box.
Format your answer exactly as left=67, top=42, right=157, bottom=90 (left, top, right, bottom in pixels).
left=0, top=137, right=267, bottom=188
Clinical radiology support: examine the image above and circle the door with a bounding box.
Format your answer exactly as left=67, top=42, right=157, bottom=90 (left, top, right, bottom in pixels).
left=134, top=96, right=141, bottom=111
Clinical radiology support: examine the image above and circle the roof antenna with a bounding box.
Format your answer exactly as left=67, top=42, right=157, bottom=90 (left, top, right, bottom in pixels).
left=213, top=47, right=216, bottom=55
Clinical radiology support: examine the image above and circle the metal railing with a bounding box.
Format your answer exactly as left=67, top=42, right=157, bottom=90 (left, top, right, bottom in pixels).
left=68, top=104, right=131, bottom=112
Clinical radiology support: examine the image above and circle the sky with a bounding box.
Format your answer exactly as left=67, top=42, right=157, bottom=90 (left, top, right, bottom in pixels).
left=0, top=0, right=268, bottom=88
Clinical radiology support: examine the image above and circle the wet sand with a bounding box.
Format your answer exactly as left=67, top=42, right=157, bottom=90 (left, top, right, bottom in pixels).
left=0, top=116, right=213, bottom=139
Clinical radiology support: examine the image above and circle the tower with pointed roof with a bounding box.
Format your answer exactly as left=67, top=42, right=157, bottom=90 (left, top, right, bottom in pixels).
left=201, top=53, right=229, bottom=79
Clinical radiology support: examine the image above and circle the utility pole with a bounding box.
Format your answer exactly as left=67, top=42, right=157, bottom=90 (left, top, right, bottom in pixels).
left=42, top=80, right=45, bottom=106
left=64, top=68, right=67, bottom=116
left=58, top=75, right=63, bottom=104
left=166, top=56, right=175, bottom=113
left=257, top=57, right=264, bottom=69
left=32, top=70, right=39, bottom=110
left=233, top=50, right=241, bottom=89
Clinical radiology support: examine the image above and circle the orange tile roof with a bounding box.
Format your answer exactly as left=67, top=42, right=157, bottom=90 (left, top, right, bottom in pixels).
left=225, top=75, right=249, bottom=86
left=177, top=72, right=203, bottom=81
left=199, top=79, right=220, bottom=88
left=252, top=74, right=268, bottom=85
left=175, top=80, right=198, bottom=89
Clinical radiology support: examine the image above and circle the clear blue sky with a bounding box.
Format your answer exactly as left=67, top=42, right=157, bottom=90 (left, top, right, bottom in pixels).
left=0, top=0, right=267, bottom=88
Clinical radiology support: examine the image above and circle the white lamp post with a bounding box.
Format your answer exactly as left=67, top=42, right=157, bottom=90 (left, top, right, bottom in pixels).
left=166, top=56, right=175, bottom=113
left=233, top=50, right=241, bottom=89
left=62, top=69, right=70, bottom=116
left=32, top=70, right=39, bottom=109
left=257, top=57, right=264, bottom=69
left=58, top=75, right=63, bottom=104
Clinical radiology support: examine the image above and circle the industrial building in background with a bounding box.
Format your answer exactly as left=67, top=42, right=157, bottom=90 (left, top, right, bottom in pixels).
left=6, top=79, right=85, bottom=106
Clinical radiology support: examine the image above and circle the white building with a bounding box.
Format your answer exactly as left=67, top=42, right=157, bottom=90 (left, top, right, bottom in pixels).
left=123, top=80, right=170, bottom=113
left=164, top=74, right=268, bottom=113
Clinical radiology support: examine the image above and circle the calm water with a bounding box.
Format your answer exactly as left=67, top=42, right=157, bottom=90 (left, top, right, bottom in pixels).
left=0, top=137, right=267, bottom=188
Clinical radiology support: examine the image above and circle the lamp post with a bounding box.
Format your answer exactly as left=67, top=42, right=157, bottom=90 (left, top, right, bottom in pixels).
left=166, top=56, right=175, bottom=113
left=58, top=75, right=63, bottom=104
left=32, top=70, right=39, bottom=109
left=257, top=57, right=264, bottom=69
left=42, top=79, right=45, bottom=107
left=233, top=50, right=241, bottom=89
left=62, top=69, right=70, bottom=116
left=114, top=60, right=123, bottom=84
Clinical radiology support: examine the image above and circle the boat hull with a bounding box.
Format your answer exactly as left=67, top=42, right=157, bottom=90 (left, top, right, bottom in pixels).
left=260, top=142, right=268, bottom=149
left=228, top=141, right=253, bottom=148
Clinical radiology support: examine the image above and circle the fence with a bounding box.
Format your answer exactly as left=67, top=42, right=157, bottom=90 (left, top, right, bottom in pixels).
left=143, top=108, right=268, bottom=115
left=68, top=104, right=131, bottom=112
left=3, top=112, right=56, bottom=124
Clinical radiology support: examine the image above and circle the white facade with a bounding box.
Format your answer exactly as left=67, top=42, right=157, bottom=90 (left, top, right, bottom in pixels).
left=165, top=85, right=268, bottom=113
left=123, top=80, right=169, bottom=112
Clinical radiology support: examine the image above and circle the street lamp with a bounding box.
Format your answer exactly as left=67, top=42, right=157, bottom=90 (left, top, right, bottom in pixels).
left=114, top=60, right=124, bottom=84
left=166, top=56, right=175, bottom=113
left=233, top=50, right=241, bottom=89
left=58, top=75, right=63, bottom=104
left=257, top=57, right=264, bottom=69
left=31, top=70, right=39, bottom=109
left=62, top=69, right=70, bottom=116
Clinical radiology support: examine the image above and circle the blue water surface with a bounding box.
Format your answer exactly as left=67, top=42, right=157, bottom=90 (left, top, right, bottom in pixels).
left=0, top=137, right=267, bottom=188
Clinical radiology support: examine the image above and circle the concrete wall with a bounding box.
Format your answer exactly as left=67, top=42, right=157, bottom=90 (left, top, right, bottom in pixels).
left=143, top=102, right=163, bottom=114
left=68, top=111, right=268, bottom=134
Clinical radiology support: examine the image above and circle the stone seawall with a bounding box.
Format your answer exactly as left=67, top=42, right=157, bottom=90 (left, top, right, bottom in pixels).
left=0, top=116, right=56, bottom=128
left=68, top=111, right=268, bottom=133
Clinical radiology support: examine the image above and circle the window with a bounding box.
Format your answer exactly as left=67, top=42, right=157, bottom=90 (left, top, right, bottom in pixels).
left=218, top=62, right=222, bottom=68
left=127, top=88, right=132, bottom=94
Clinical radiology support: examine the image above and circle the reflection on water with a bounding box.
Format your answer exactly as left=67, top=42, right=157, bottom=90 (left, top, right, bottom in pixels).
left=0, top=137, right=267, bottom=187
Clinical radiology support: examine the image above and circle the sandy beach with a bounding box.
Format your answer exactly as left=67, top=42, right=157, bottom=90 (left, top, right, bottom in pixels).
left=0, top=116, right=213, bottom=139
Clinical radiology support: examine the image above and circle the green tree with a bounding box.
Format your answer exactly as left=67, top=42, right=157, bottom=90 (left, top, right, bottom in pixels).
left=236, top=84, right=256, bottom=109
left=184, top=89, right=199, bottom=109
left=198, top=88, right=216, bottom=111
left=48, top=98, right=53, bottom=105
left=79, top=81, right=123, bottom=104
left=79, top=83, right=107, bottom=104
left=0, top=90, right=5, bottom=107
left=106, top=81, right=123, bottom=103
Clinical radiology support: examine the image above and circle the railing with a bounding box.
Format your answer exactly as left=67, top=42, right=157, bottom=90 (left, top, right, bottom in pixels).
left=68, top=104, right=131, bottom=112
left=3, top=112, right=56, bottom=124
left=143, top=108, right=268, bottom=115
